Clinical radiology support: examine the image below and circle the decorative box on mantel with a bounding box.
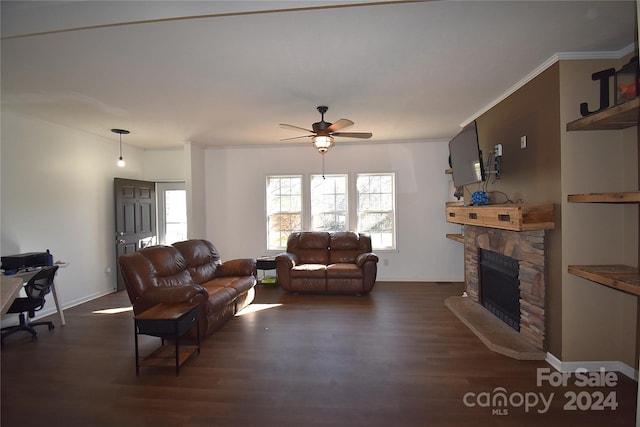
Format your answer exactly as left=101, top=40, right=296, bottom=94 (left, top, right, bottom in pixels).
left=445, top=202, right=555, bottom=231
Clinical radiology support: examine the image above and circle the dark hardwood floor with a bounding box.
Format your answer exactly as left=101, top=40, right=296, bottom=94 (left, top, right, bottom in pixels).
left=1, top=282, right=636, bottom=426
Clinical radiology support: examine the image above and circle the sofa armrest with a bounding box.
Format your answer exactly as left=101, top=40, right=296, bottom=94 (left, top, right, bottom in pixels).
left=142, top=284, right=208, bottom=306
left=275, top=252, right=298, bottom=268
left=215, top=258, right=257, bottom=277
left=356, top=252, right=379, bottom=268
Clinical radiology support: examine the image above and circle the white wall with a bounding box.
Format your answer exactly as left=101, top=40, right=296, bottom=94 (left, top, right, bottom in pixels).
left=204, top=141, right=464, bottom=281
left=1, top=113, right=464, bottom=325
left=185, top=142, right=206, bottom=239
left=143, top=148, right=185, bottom=181
left=1, top=113, right=145, bottom=316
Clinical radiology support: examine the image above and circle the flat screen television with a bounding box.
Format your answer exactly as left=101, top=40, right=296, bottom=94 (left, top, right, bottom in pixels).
left=448, top=120, right=485, bottom=187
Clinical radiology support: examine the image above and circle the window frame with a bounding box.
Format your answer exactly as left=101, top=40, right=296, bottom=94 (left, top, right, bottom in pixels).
left=266, top=175, right=303, bottom=251
left=355, top=173, right=397, bottom=251
left=156, top=181, right=187, bottom=245
left=310, top=173, right=349, bottom=232
left=264, top=172, right=397, bottom=252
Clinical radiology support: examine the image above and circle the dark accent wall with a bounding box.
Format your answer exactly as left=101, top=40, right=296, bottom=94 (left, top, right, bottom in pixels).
left=472, top=63, right=563, bottom=356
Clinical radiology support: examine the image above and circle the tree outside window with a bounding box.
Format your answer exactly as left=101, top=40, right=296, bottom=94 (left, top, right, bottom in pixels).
left=356, top=173, right=396, bottom=249
left=266, top=176, right=302, bottom=250
left=310, top=174, right=348, bottom=232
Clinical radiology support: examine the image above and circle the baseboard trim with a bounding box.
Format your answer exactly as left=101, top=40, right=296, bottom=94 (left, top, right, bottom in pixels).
left=545, top=352, right=638, bottom=381
left=32, top=289, right=117, bottom=321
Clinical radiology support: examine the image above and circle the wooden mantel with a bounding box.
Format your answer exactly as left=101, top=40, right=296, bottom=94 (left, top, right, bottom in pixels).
left=445, top=202, right=555, bottom=231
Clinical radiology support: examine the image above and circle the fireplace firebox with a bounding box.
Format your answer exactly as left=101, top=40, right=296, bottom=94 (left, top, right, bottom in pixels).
left=480, top=249, right=520, bottom=331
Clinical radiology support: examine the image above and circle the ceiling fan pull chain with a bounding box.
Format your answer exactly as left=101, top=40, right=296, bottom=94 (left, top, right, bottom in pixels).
left=322, top=153, right=326, bottom=179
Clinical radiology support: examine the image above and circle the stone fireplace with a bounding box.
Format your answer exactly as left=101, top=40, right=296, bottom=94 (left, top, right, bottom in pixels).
left=463, top=225, right=547, bottom=351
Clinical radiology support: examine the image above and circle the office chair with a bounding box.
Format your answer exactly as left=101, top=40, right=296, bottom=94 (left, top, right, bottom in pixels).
left=1, top=265, right=59, bottom=344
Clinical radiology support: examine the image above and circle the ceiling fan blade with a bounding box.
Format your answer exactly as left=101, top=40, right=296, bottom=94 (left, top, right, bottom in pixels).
left=280, top=135, right=313, bottom=141
left=326, top=119, right=354, bottom=132
left=332, top=132, right=372, bottom=139
left=280, top=123, right=314, bottom=133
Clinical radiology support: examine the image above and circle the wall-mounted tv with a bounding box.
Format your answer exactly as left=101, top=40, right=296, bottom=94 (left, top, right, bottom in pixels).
left=448, top=120, right=485, bottom=187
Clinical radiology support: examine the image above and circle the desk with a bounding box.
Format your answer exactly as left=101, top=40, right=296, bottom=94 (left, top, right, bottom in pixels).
left=2, top=266, right=66, bottom=326
left=1, top=276, right=24, bottom=316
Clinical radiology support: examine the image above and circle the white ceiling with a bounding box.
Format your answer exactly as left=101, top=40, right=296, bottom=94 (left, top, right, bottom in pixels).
left=1, top=0, right=637, bottom=150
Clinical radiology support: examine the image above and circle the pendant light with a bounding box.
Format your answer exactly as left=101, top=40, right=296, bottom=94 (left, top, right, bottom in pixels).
left=112, top=128, right=129, bottom=167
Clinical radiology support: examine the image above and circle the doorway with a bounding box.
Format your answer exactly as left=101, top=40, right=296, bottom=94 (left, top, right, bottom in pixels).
left=114, top=178, right=157, bottom=291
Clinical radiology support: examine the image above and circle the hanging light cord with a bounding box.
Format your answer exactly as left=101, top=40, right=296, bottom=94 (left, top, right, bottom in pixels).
left=322, top=153, right=326, bottom=179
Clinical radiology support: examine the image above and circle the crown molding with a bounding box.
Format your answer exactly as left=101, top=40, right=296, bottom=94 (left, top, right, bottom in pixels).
left=460, top=43, right=638, bottom=128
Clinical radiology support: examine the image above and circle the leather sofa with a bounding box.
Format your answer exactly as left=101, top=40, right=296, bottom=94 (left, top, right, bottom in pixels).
left=118, top=239, right=256, bottom=340
left=276, top=231, right=378, bottom=294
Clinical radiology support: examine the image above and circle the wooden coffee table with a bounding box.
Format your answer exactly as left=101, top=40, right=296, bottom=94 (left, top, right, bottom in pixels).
left=134, top=302, right=200, bottom=376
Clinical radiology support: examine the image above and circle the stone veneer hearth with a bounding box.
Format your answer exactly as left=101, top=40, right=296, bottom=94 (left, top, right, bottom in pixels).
left=464, top=225, right=547, bottom=351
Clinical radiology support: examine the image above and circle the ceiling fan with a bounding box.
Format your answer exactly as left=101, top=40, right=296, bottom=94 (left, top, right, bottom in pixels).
left=280, top=106, right=373, bottom=153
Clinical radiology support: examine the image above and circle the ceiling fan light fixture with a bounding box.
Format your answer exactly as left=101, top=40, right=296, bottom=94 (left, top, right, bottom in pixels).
left=313, top=135, right=334, bottom=153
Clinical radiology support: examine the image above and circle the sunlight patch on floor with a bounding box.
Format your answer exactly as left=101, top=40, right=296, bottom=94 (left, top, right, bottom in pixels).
left=93, top=306, right=133, bottom=315
left=235, top=303, right=282, bottom=316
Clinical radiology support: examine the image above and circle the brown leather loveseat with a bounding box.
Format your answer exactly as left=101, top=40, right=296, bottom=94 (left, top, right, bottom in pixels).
left=118, top=239, right=256, bottom=340
left=276, top=231, right=378, bottom=294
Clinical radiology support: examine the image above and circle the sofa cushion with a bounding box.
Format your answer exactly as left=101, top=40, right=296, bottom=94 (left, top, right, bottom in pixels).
left=203, top=276, right=255, bottom=296
left=326, top=263, right=363, bottom=279
left=288, top=232, right=330, bottom=265
left=290, top=264, right=327, bottom=293
left=204, top=286, right=237, bottom=312
left=172, top=239, right=221, bottom=284
left=135, top=245, right=193, bottom=288
left=329, top=231, right=368, bottom=264
left=291, top=263, right=326, bottom=275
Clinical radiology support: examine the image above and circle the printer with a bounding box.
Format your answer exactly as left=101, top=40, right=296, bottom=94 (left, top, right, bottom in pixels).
left=1, top=250, right=53, bottom=272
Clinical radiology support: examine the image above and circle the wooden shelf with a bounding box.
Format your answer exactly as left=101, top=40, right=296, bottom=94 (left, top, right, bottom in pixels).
left=568, top=264, right=640, bottom=296
left=566, top=97, right=639, bottom=131
left=568, top=191, right=640, bottom=203
left=445, top=233, right=464, bottom=243
left=445, top=203, right=555, bottom=231
left=140, top=345, right=200, bottom=368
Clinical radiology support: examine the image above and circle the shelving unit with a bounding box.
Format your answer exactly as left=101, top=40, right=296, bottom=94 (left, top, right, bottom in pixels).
left=568, top=265, right=640, bottom=296
left=568, top=192, right=640, bottom=203
left=445, top=202, right=554, bottom=231
left=566, top=97, right=640, bottom=131
left=445, top=233, right=464, bottom=243
left=565, top=97, right=639, bottom=300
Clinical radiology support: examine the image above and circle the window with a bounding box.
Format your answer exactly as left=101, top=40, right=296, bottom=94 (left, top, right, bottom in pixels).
left=356, top=173, right=396, bottom=250
left=310, top=174, right=348, bottom=232
left=265, top=173, right=396, bottom=251
left=157, top=182, right=187, bottom=245
left=266, top=176, right=302, bottom=250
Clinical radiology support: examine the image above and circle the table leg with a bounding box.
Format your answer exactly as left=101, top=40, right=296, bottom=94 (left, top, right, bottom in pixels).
left=50, top=283, right=65, bottom=325
left=134, top=321, right=140, bottom=376
left=175, top=321, right=180, bottom=376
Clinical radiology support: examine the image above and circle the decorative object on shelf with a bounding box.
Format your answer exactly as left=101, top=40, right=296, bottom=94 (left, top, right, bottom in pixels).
left=453, top=185, right=464, bottom=200
left=471, top=191, right=488, bottom=205
left=112, top=128, right=130, bottom=167
left=614, top=56, right=638, bottom=105
left=579, top=67, right=615, bottom=117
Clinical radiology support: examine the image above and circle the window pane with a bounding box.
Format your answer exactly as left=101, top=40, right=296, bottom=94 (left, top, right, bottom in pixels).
left=267, top=176, right=302, bottom=250
left=356, top=173, right=396, bottom=250
left=311, top=174, right=348, bottom=232
left=163, top=189, right=187, bottom=245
